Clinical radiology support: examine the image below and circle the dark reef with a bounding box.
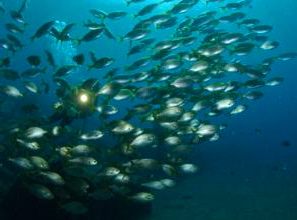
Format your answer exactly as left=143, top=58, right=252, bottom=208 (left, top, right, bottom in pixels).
left=2, top=184, right=152, bottom=220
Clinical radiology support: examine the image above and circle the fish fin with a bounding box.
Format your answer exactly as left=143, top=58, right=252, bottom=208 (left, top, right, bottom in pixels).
left=126, top=0, right=131, bottom=6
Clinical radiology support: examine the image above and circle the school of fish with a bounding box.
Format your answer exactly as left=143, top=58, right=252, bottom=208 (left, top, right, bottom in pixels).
left=0, top=0, right=296, bottom=215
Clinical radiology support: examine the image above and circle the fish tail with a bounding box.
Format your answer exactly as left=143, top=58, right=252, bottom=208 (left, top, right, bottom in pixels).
left=23, top=21, right=30, bottom=27
left=75, top=39, right=82, bottom=46
left=220, top=6, right=227, bottom=11
left=87, top=65, right=93, bottom=71
left=20, top=44, right=25, bottom=49
left=41, top=67, right=48, bottom=74
left=11, top=48, right=18, bottom=56
left=30, top=36, right=35, bottom=43
left=118, top=36, right=125, bottom=42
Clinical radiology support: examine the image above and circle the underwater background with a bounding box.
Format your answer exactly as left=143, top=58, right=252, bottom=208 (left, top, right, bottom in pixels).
left=0, top=0, right=297, bottom=219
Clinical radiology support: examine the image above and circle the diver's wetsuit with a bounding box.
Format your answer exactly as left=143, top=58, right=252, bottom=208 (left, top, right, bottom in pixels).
left=49, top=109, right=74, bottom=127
left=49, top=90, right=98, bottom=127
left=49, top=78, right=100, bottom=127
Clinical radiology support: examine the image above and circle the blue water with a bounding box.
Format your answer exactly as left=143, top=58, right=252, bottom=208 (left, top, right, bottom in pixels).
left=1, top=0, right=297, bottom=219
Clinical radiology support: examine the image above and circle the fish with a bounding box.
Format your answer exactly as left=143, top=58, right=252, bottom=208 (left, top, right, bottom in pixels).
left=26, top=55, right=41, bottom=66
left=21, top=104, right=39, bottom=113
left=83, top=20, right=105, bottom=30
left=222, top=2, right=246, bottom=10
left=113, top=88, right=134, bottom=100
left=88, top=55, right=114, bottom=70
left=277, top=52, right=297, bottom=61
left=2, top=85, right=23, bottom=97
left=189, top=60, right=209, bottom=72
left=6, top=34, right=24, bottom=49
left=125, top=56, right=151, bottom=71
left=250, top=24, right=273, bottom=34
left=50, top=23, right=76, bottom=42
left=72, top=54, right=85, bottom=65
left=215, top=98, right=235, bottom=110
left=44, top=49, right=57, bottom=69
left=129, top=133, right=157, bottom=148
left=260, top=40, right=279, bottom=50
left=10, top=0, right=28, bottom=25
left=54, top=65, right=77, bottom=77
left=129, top=192, right=154, bottom=202
left=231, top=43, right=255, bottom=55
left=161, top=57, right=183, bottom=70
left=244, top=90, right=263, bottom=100
left=41, top=78, right=50, bottom=93
left=77, top=28, right=105, bottom=44
left=31, top=21, right=56, bottom=42
left=126, top=0, right=146, bottom=6
left=164, top=136, right=182, bottom=146
left=196, top=124, right=217, bottom=137
left=9, top=157, right=34, bottom=170
left=104, top=27, right=116, bottom=40
left=229, top=104, right=247, bottom=115
left=38, top=171, right=65, bottom=185
left=238, top=18, right=260, bottom=27
left=89, top=9, right=107, bottom=20
left=0, top=57, right=10, bottom=67
left=70, top=144, right=91, bottom=155
left=5, top=23, right=25, bottom=34
left=68, top=157, right=98, bottom=166
left=179, top=163, right=199, bottom=174
left=156, top=17, right=178, bottom=29
left=111, top=120, right=135, bottom=134
left=168, top=2, right=196, bottom=15
left=97, top=104, right=118, bottom=116
left=106, top=11, right=127, bottom=20
left=30, top=156, right=49, bottom=170
left=24, top=127, right=47, bottom=139
left=0, top=69, right=20, bottom=80
left=265, top=77, right=284, bottom=86
left=23, top=81, right=39, bottom=93
left=27, top=184, right=54, bottom=200
left=127, top=44, right=145, bottom=57
left=120, top=29, right=151, bottom=42
left=133, top=3, right=159, bottom=18
left=21, top=67, right=46, bottom=78
left=282, top=140, right=291, bottom=147
left=0, top=0, right=4, bottom=13
left=141, top=180, right=166, bottom=190
left=80, top=130, right=104, bottom=140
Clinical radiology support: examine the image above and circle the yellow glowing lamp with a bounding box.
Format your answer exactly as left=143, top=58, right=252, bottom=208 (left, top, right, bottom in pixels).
left=79, top=93, right=89, bottom=104
left=72, top=88, right=97, bottom=115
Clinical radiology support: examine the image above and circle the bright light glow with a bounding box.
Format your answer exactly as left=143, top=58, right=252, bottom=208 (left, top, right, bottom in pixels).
left=79, top=93, right=89, bottom=103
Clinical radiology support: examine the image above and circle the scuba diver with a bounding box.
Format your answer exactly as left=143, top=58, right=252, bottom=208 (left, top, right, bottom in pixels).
left=49, top=78, right=100, bottom=127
